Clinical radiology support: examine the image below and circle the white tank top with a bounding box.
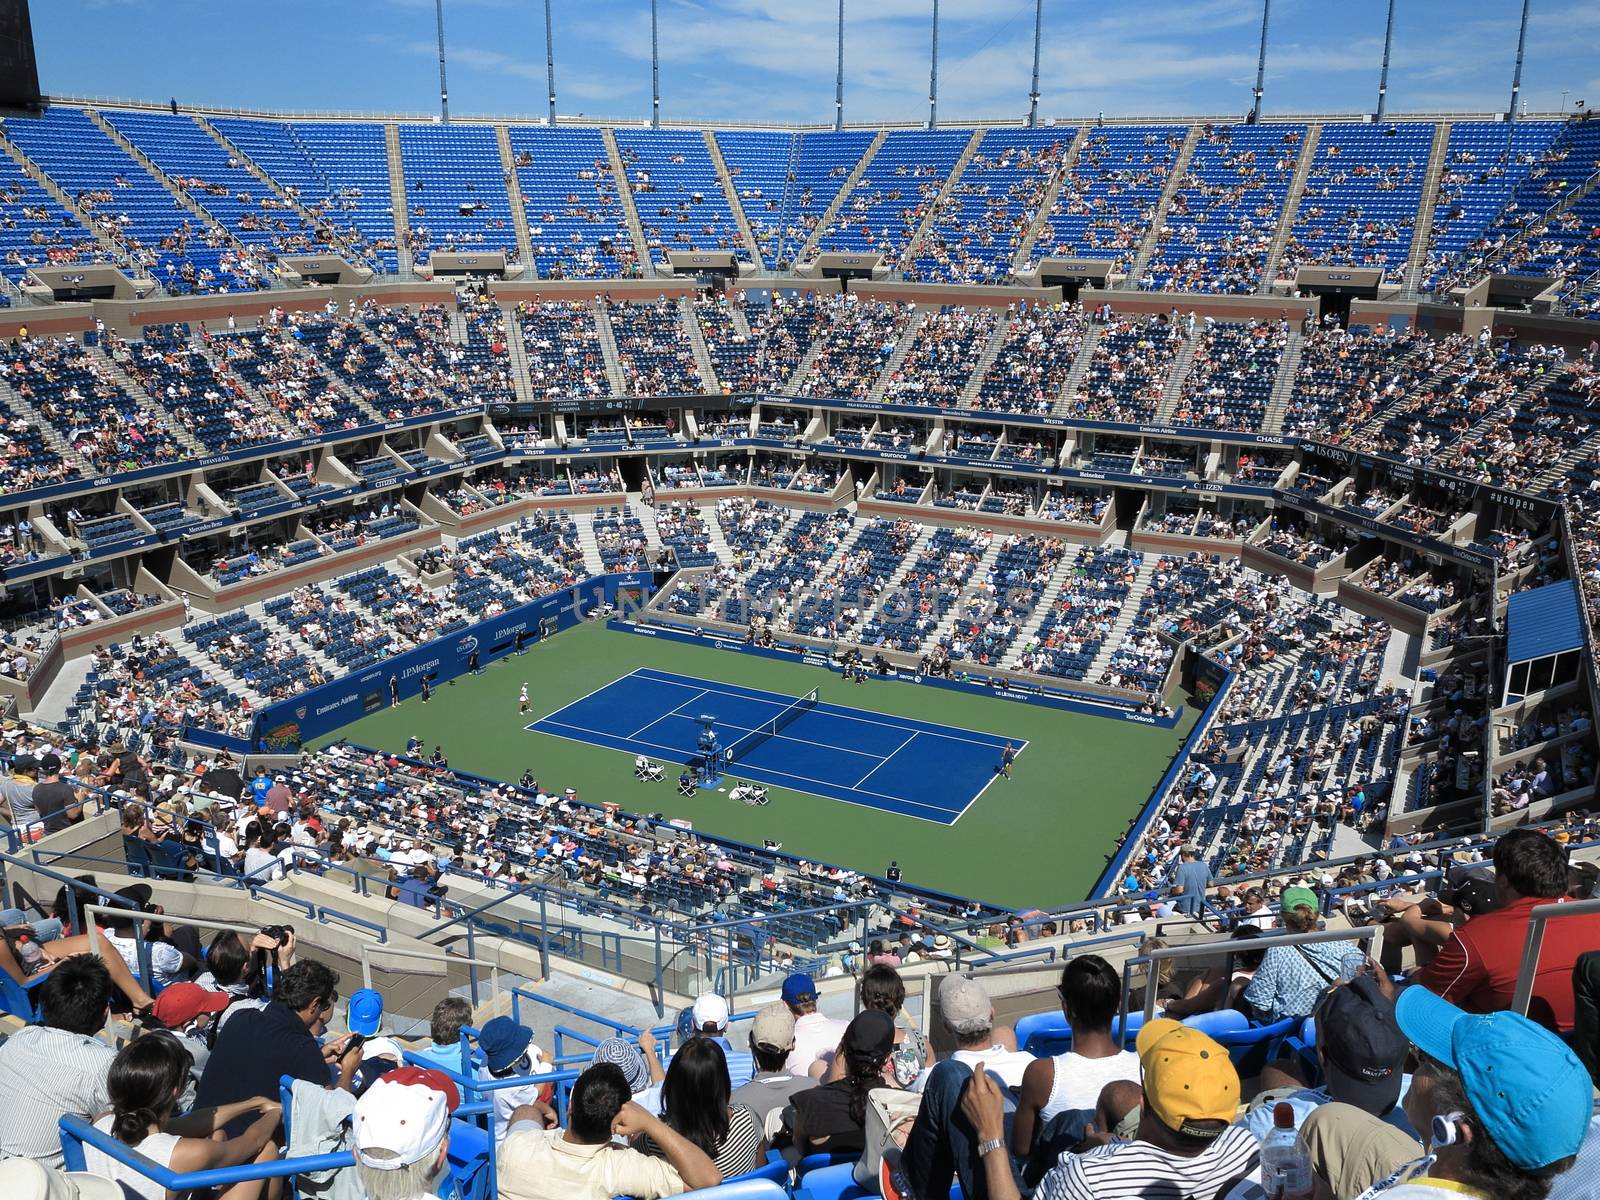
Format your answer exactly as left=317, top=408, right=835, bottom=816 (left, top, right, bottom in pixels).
left=1038, top=1049, right=1143, bottom=1123
left=86, top=1114, right=182, bottom=1200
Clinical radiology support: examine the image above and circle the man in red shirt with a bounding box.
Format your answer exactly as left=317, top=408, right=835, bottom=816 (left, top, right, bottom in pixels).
left=1413, top=828, right=1592, bottom=1032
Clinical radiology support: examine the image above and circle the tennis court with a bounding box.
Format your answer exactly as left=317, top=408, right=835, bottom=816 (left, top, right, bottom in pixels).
left=528, top=666, right=1022, bottom=822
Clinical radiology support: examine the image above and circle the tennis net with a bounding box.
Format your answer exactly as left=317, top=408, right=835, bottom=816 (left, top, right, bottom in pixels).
left=722, top=687, right=820, bottom=765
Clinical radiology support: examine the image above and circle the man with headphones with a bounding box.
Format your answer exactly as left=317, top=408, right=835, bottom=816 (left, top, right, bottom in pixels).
left=1324, top=986, right=1592, bottom=1200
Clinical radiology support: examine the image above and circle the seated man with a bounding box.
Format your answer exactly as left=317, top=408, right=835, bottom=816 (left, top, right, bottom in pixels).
left=677, top=772, right=696, bottom=797
left=497, top=1060, right=721, bottom=1200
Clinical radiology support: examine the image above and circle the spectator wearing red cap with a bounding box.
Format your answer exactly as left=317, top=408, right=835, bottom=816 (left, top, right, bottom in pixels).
left=84, top=1030, right=282, bottom=1200
left=151, top=982, right=232, bottom=1096
left=352, top=1066, right=461, bottom=1200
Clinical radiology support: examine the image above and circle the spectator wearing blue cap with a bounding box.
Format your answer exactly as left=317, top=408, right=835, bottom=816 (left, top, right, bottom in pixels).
left=479, top=1015, right=552, bottom=1140
left=348, top=987, right=384, bottom=1037
left=781, top=974, right=846, bottom=1077
left=1299, top=986, right=1590, bottom=1200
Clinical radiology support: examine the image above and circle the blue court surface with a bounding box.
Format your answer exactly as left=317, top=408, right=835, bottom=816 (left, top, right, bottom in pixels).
left=527, top=667, right=1023, bottom=823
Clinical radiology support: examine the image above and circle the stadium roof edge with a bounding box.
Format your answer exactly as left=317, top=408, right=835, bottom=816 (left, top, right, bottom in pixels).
left=27, top=93, right=1571, bottom=130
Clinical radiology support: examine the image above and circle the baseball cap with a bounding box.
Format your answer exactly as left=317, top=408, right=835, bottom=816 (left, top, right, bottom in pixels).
left=691, top=991, right=730, bottom=1030
left=361, top=1036, right=406, bottom=1064
left=1312, top=976, right=1406, bottom=1115
left=781, top=973, right=817, bottom=1005
left=478, top=1015, right=534, bottom=1074
left=38, top=752, right=61, bottom=774
left=353, top=1067, right=460, bottom=1169
left=938, top=973, right=993, bottom=1035
left=751, top=1001, right=796, bottom=1052
left=1395, top=986, right=1591, bottom=1171
left=592, top=1036, right=650, bottom=1092
left=348, top=988, right=384, bottom=1036
left=152, top=982, right=232, bottom=1029
left=1135, top=1018, right=1240, bottom=1138
left=1280, top=885, right=1320, bottom=914
left=842, top=1008, right=895, bottom=1060
left=0, top=1158, right=124, bottom=1200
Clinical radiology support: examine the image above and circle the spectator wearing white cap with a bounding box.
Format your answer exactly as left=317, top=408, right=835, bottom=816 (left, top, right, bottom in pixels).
left=352, top=1066, right=461, bottom=1200
left=913, top=974, right=1034, bottom=1091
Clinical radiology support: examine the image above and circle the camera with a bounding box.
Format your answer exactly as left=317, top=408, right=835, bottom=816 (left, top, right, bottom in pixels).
left=260, top=924, right=294, bottom=948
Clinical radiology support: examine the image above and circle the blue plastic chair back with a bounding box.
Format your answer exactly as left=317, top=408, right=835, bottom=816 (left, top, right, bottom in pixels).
left=446, top=1118, right=492, bottom=1200
left=794, top=1162, right=870, bottom=1200
left=795, top=1152, right=856, bottom=1182
left=1179, top=1009, right=1251, bottom=1039
left=678, top=1181, right=792, bottom=1200
left=0, top=971, right=43, bottom=1019
left=1207, top=1014, right=1300, bottom=1076
left=1015, top=1010, right=1070, bottom=1056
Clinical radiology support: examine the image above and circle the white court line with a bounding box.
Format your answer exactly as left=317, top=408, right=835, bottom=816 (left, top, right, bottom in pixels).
left=952, top=742, right=1026, bottom=825
left=633, top=665, right=1024, bottom=752
left=527, top=668, right=649, bottom=726
left=851, top=732, right=918, bottom=790
left=525, top=718, right=963, bottom=824
left=628, top=688, right=710, bottom=739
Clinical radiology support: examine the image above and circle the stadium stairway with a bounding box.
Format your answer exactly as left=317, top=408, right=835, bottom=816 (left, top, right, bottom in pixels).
left=703, top=129, right=765, bottom=271
left=1083, top=555, right=1160, bottom=679
left=0, top=129, right=124, bottom=266
left=780, top=331, right=833, bottom=398
left=1151, top=328, right=1202, bottom=423
left=253, top=596, right=349, bottom=680
left=573, top=516, right=614, bottom=577
left=194, top=115, right=329, bottom=247
left=1258, top=124, right=1322, bottom=292
left=592, top=299, right=631, bottom=395
left=1402, top=122, right=1455, bottom=295
left=383, top=124, right=413, bottom=276
left=898, top=128, right=987, bottom=273
left=1011, top=126, right=1090, bottom=274
left=1260, top=327, right=1304, bottom=435
left=956, top=313, right=1015, bottom=406
left=1128, top=124, right=1204, bottom=286
left=1053, top=322, right=1102, bottom=411
left=97, top=346, right=207, bottom=456
left=792, top=129, right=888, bottom=267
left=866, top=308, right=933, bottom=403
left=84, top=108, right=239, bottom=255
left=1001, top=550, right=1086, bottom=669
left=0, top=366, right=81, bottom=464
left=493, top=125, right=536, bottom=268
left=601, top=127, right=654, bottom=278
left=678, top=295, right=723, bottom=393
left=920, top=533, right=1008, bottom=650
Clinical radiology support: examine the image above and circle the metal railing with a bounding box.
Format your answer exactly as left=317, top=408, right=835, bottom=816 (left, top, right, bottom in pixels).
left=1126, top=924, right=1379, bottom=1027
left=83, top=903, right=258, bottom=990
left=359, top=941, right=499, bottom=1008
left=1511, top=895, right=1600, bottom=1017
left=60, top=1114, right=353, bottom=1192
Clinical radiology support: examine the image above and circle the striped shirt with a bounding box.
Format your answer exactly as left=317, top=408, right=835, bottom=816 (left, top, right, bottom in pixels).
left=0, top=1024, right=117, bottom=1167
left=1036, top=1124, right=1262, bottom=1200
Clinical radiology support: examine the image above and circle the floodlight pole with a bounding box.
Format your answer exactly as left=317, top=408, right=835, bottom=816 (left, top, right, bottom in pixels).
left=928, top=0, right=940, bottom=130
left=544, top=0, right=557, bottom=124
left=1250, top=0, right=1270, bottom=123
left=1375, top=0, right=1395, bottom=121
left=651, top=0, right=661, bottom=128
left=1027, top=0, right=1043, bottom=128
left=1505, top=0, right=1531, bottom=161
left=835, top=0, right=845, bottom=131
left=434, top=0, right=450, bottom=123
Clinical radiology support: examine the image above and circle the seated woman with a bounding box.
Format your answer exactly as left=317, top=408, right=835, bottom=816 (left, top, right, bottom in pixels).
left=637, top=1037, right=764, bottom=1178
left=0, top=934, right=156, bottom=1013
left=84, top=1030, right=282, bottom=1200
left=781, top=1010, right=895, bottom=1160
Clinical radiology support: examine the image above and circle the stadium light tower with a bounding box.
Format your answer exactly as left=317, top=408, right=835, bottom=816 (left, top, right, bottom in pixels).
left=928, top=0, right=940, bottom=130
left=1374, top=0, right=1396, bottom=121
left=1027, top=0, right=1043, bottom=128
left=1249, top=0, right=1270, bottom=123
left=544, top=0, right=557, bottom=124
left=435, top=0, right=450, bottom=123
left=835, top=0, right=845, bottom=131
left=1505, top=0, right=1531, bottom=160
left=651, top=0, right=661, bottom=128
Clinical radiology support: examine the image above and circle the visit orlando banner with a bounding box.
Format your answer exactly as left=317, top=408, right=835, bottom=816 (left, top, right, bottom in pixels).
left=249, top=572, right=653, bottom=752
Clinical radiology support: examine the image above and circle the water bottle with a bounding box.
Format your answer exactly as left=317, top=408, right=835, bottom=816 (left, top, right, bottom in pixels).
left=13, top=932, right=44, bottom=974
left=1260, top=1102, right=1313, bottom=1200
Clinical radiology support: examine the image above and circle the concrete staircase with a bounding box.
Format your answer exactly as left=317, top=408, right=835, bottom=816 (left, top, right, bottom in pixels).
left=177, top=632, right=270, bottom=708
left=503, top=308, right=539, bottom=406
left=384, top=124, right=414, bottom=275
left=844, top=522, right=939, bottom=641
left=602, top=128, right=654, bottom=277
left=919, top=533, right=1007, bottom=649
left=1010, top=125, right=1090, bottom=273
left=195, top=116, right=334, bottom=251
left=592, top=301, right=631, bottom=395
left=0, top=372, right=81, bottom=464
left=782, top=330, right=833, bottom=397
left=1261, top=328, right=1304, bottom=435
left=1401, top=122, right=1453, bottom=295
left=252, top=599, right=346, bottom=679
left=1083, top=556, right=1159, bottom=677
left=96, top=347, right=207, bottom=455
left=899, top=128, right=987, bottom=272
left=792, top=130, right=888, bottom=266
left=678, top=296, right=722, bottom=393
left=1127, top=124, right=1203, bottom=286
left=703, top=130, right=763, bottom=271
left=1152, top=330, right=1201, bottom=423
left=0, top=131, right=126, bottom=263
left=1258, top=124, right=1322, bottom=292
left=572, top=513, right=613, bottom=578
left=1055, top=323, right=1103, bottom=411
left=494, top=125, right=536, bottom=269
left=867, top=309, right=933, bottom=403
left=85, top=108, right=240, bottom=251
left=1532, top=432, right=1599, bottom=492
left=1003, top=552, right=1084, bottom=668
left=958, top=315, right=1015, bottom=406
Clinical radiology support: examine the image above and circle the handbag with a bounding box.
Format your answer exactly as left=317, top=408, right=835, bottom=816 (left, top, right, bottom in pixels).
left=854, top=1086, right=922, bottom=1194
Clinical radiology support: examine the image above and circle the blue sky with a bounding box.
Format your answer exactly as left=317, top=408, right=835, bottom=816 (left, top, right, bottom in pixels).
left=30, top=0, right=1600, bottom=124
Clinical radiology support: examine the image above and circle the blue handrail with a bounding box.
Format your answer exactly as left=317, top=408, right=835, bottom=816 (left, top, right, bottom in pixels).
left=59, top=1113, right=354, bottom=1189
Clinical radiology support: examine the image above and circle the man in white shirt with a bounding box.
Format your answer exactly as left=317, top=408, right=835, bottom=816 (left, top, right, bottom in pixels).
left=781, top=973, right=847, bottom=1077
left=913, top=973, right=1034, bottom=1091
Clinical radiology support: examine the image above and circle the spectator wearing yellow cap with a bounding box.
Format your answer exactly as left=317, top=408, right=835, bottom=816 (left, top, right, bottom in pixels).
left=1033, top=1018, right=1261, bottom=1200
